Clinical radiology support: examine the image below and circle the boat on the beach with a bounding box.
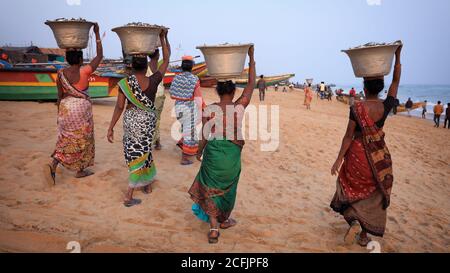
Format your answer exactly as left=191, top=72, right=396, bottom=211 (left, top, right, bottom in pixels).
left=163, top=62, right=207, bottom=87
left=0, top=66, right=120, bottom=100
left=396, top=102, right=425, bottom=113
left=0, top=59, right=207, bottom=100
left=335, top=93, right=425, bottom=113
left=200, top=73, right=296, bottom=88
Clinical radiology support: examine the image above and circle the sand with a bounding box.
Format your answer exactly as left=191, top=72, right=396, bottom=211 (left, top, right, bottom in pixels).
left=0, top=88, right=449, bottom=253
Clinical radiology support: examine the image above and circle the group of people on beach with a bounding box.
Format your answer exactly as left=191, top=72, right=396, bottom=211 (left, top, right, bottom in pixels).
left=44, top=25, right=257, bottom=244
left=42, top=23, right=414, bottom=247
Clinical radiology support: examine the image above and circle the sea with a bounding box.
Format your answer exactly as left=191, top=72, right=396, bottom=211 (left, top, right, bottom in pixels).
left=334, top=84, right=450, bottom=120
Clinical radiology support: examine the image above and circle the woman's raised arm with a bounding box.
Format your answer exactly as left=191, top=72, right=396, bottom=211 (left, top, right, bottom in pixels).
left=236, top=45, right=256, bottom=108
left=387, top=44, right=402, bottom=98
left=89, top=23, right=104, bottom=71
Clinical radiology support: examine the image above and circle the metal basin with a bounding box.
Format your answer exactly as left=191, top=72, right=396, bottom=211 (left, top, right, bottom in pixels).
left=342, top=42, right=401, bottom=78
left=306, top=79, right=314, bottom=85
left=196, top=43, right=253, bottom=79
left=112, top=25, right=162, bottom=55
left=45, top=20, right=94, bottom=49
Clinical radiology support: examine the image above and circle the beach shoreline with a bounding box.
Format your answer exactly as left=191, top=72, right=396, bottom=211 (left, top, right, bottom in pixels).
left=0, top=88, right=449, bottom=253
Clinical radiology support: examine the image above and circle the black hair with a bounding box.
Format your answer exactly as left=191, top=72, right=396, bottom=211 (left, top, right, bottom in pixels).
left=437, top=101, right=441, bottom=104
left=308, top=83, right=312, bottom=87
left=216, top=80, right=236, bottom=96
left=149, top=49, right=160, bottom=59
left=363, top=79, right=385, bottom=96
left=131, top=56, right=148, bottom=71
left=66, top=50, right=83, bottom=65
left=181, top=60, right=194, bottom=72
left=260, top=75, right=264, bottom=79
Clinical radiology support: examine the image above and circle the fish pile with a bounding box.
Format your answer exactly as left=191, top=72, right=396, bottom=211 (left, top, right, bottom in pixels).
left=349, top=40, right=402, bottom=50
left=48, top=18, right=88, bottom=22
left=122, top=22, right=167, bottom=29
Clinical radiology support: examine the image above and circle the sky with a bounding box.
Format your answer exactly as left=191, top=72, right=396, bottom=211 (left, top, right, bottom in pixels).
left=1, top=0, right=449, bottom=85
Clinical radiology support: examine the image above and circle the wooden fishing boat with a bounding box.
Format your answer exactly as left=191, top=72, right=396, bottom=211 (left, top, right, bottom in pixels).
left=163, top=62, right=207, bottom=87
left=0, top=67, right=119, bottom=100
left=397, top=102, right=425, bottom=113
left=336, top=94, right=425, bottom=113
left=200, top=73, right=296, bottom=88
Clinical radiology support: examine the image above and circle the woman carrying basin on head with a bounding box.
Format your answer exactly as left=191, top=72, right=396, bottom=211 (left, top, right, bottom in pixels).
left=188, top=45, right=256, bottom=244
left=330, top=44, right=403, bottom=247
left=107, top=29, right=170, bottom=207
left=44, top=23, right=103, bottom=185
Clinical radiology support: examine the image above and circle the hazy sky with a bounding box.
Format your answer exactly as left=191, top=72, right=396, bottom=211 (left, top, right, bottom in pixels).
left=1, top=0, right=449, bottom=85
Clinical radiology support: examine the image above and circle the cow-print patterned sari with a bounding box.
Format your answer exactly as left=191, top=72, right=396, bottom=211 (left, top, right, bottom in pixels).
left=118, top=75, right=157, bottom=188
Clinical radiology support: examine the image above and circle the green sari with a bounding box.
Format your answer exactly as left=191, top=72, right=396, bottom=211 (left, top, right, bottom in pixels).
left=188, top=139, right=242, bottom=223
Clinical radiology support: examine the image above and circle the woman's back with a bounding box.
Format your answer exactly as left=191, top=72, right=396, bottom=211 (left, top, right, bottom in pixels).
left=63, top=65, right=93, bottom=91
left=206, top=100, right=246, bottom=147
left=351, top=96, right=396, bottom=130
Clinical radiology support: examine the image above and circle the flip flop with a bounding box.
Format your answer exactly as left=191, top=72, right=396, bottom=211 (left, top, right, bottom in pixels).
left=208, top=229, right=220, bottom=244
left=220, top=219, right=238, bottom=230
left=123, top=199, right=142, bottom=208
left=75, top=169, right=94, bottom=179
left=344, top=221, right=360, bottom=245
left=181, top=159, right=194, bottom=166
left=43, top=164, right=56, bottom=186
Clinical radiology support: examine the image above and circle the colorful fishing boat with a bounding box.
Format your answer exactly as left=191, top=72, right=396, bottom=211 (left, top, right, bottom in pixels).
left=163, top=62, right=207, bottom=87
left=0, top=67, right=119, bottom=100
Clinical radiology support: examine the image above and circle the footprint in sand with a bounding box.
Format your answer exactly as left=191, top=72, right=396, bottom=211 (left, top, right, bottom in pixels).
left=101, top=168, right=121, bottom=178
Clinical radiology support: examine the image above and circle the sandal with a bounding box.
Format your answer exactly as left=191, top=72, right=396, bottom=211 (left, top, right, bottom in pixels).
left=356, top=233, right=372, bottom=247
left=181, top=159, right=194, bottom=166
left=220, top=219, right=237, bottom=230
left=43, top=164, right=56, bottom=186
left=123, top=198, right=142, bottom=208
left=75, top=169, right=94, bottom=178
left=344, top=221, right=360, bottom=245
left=208, top=228, right=220, bottom=244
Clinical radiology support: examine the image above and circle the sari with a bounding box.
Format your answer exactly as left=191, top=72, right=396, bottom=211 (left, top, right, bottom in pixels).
left=331, top=101, right=394, bottom=237
left=118, top=75, right=157, bottom=188
left=53, top=70, right=95, bottom=171
left=304, top=87, right=313, bottom=105
left=188, top=140, right=242, bottom=223
left=170, top=72, right=204, bottom=156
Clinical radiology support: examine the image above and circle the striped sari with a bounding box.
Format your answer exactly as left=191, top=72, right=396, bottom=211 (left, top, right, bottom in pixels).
left=170, top=72, right=203, bottom=156
left=331, top=102, right=394, bottom=237
left=118, top=76, right=157, bottom=188
left=53, top=70, right=95, bottom=171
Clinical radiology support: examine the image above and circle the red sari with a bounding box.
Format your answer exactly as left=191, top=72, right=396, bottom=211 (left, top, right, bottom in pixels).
left=331, top=102, right=394, bottom=237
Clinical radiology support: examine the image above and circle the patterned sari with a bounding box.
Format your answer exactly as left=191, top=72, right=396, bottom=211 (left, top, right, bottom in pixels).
left=53, top=70, right=95, bottom=171
left=170, top=72, right=203, bottom=156
left=188, top=140, right=242, bottom=223
left=331, top=102, right=394, bottom=237
left=118, top=75, right=157, bottom=188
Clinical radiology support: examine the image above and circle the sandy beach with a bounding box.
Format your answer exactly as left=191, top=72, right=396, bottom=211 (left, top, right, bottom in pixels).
left=0, top=88, right=449, bottom=253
